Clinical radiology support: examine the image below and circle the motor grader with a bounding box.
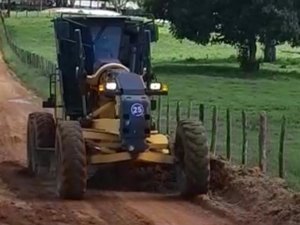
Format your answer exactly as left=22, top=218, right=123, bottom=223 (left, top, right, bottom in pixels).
left=26, top=9, right=210, bottom=200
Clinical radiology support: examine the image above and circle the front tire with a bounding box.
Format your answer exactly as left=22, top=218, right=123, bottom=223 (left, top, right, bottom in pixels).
left=26, top=112, right=55, bottom=176
left=174, top=120, right=210, bottom=198
left=55, top=121, right=87, bottom=200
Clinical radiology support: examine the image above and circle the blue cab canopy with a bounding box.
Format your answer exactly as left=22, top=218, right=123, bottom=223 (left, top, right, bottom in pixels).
left=52, top=9, right=159, bottom=118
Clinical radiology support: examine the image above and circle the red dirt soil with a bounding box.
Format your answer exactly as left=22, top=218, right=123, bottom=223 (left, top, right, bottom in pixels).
left=208, top=157, right=300, bottom=225
left=0, top=52, right=299, bottom=225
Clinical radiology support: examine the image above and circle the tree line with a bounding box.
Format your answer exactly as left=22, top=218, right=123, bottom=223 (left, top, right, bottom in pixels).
left=143, top=0, right=300, bottom=72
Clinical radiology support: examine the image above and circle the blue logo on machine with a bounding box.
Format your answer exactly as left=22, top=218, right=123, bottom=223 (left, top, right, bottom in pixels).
left=131, top=103, right=144, bottom=117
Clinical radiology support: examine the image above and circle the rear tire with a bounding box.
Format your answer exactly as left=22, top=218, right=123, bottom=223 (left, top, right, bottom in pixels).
left=27, top=112, right=55, bottom=176
left=174, top=120, right=210, bottom=198
left=55, top=121, right=87, bottom=200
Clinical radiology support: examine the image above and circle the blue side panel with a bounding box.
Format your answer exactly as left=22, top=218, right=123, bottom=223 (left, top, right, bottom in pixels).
left=119, top=95, right=151, bottom=152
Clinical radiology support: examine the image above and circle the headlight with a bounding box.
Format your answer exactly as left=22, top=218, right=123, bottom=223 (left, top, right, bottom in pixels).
left=150, top=82, right=162, bottom=90
left=105, top=82, right=117, bottom=90
left=146, top=82, right=168, bottom=95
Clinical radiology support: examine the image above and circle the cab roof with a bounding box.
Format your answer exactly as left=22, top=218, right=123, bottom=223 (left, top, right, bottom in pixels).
left=54, top=8, right=149, bottom=22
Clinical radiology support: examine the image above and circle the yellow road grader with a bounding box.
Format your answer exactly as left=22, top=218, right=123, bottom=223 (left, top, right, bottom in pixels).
left=26, top=9, right=210, bottom=200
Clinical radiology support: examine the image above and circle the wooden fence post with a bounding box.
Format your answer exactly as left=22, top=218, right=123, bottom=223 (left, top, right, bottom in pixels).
left=25, top=51, right=28, bottom=64
left=242, top=110, right=248, bottom=165
left=166, top=98, right=170, bottom=134
left=226, top=108, right=231, bottom=161
left=156, top=96, right=162, bottom=131
left=176, top=101, right=181, bottom=122
left=188, top=101, right=192, bottom=119
left=52, top=63, right=56, bottom=74
left=210, top=106, right=218, bottom=155
left=29, top=53, right=32, bottom=65
left=41, top=57, right=45, bottom=73
left=259, top=111, right=267, bottom=173
left=279, top=115, right=286, bottom=178
left=37, top=55, right=41, bottom=69
left=199, top=104, right=204, bottom=123
left=34, top=54, right=37, bottom=67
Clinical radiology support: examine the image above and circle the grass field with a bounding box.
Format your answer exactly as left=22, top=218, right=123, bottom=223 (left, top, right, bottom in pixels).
left=3, top=15, right=300, bottom=190
left=0, top=19, right=49, bottom=97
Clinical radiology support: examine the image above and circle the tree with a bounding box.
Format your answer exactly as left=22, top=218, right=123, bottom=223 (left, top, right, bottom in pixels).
left=135, top=0, right=145, bottom=8
left=143, top=0, right=169, bottom=20
left=215, top=0, right=300, bottom=69
left=176, top=1, right=221, bottom=45
left=146, top=0, right=300, bottom=71
left=69, top=0, right=75, bottom=7
left=258, top=1, right=300, bottom=62
left=108, top=0, right=137, bottom=12
left=143, top=0, right=219, bottom=45
left=7, top=0, right=11, bottom=17
left=214, top=0, right=263, bottom=67
left=55, top=0, right=68, bottom=7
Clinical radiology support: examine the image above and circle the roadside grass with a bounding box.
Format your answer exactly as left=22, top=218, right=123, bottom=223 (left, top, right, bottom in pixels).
left=0, top=21, right=49, bottom=98
left=4, top=15, right=300, bottom=190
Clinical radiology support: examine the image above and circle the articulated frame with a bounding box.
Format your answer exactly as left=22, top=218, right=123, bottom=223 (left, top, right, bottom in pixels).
left=83, top=119, right=175, bottom=165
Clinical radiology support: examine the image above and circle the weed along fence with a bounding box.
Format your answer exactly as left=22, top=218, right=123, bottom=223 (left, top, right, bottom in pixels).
left=0, top=13, right=294, bottom=188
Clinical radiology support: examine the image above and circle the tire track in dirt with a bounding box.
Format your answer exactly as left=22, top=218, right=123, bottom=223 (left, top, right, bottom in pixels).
left=0, top=161, right=155, bottom=225
left=114, top=192, right=236, bottom=225
left=0, top=160, right=238, bottom=225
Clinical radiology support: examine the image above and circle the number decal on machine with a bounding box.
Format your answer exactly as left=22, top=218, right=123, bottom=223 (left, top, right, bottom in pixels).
left=131, top=103, right=144, bottom=117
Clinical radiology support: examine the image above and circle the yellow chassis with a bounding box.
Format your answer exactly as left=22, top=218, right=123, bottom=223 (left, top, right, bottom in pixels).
left=54, top=93, right=174, bottom=165
left=82, top=118, right=175, bottom=165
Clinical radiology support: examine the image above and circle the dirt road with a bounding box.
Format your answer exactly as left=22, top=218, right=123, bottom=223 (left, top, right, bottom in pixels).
left=0, top=53, right=242, bottom=225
